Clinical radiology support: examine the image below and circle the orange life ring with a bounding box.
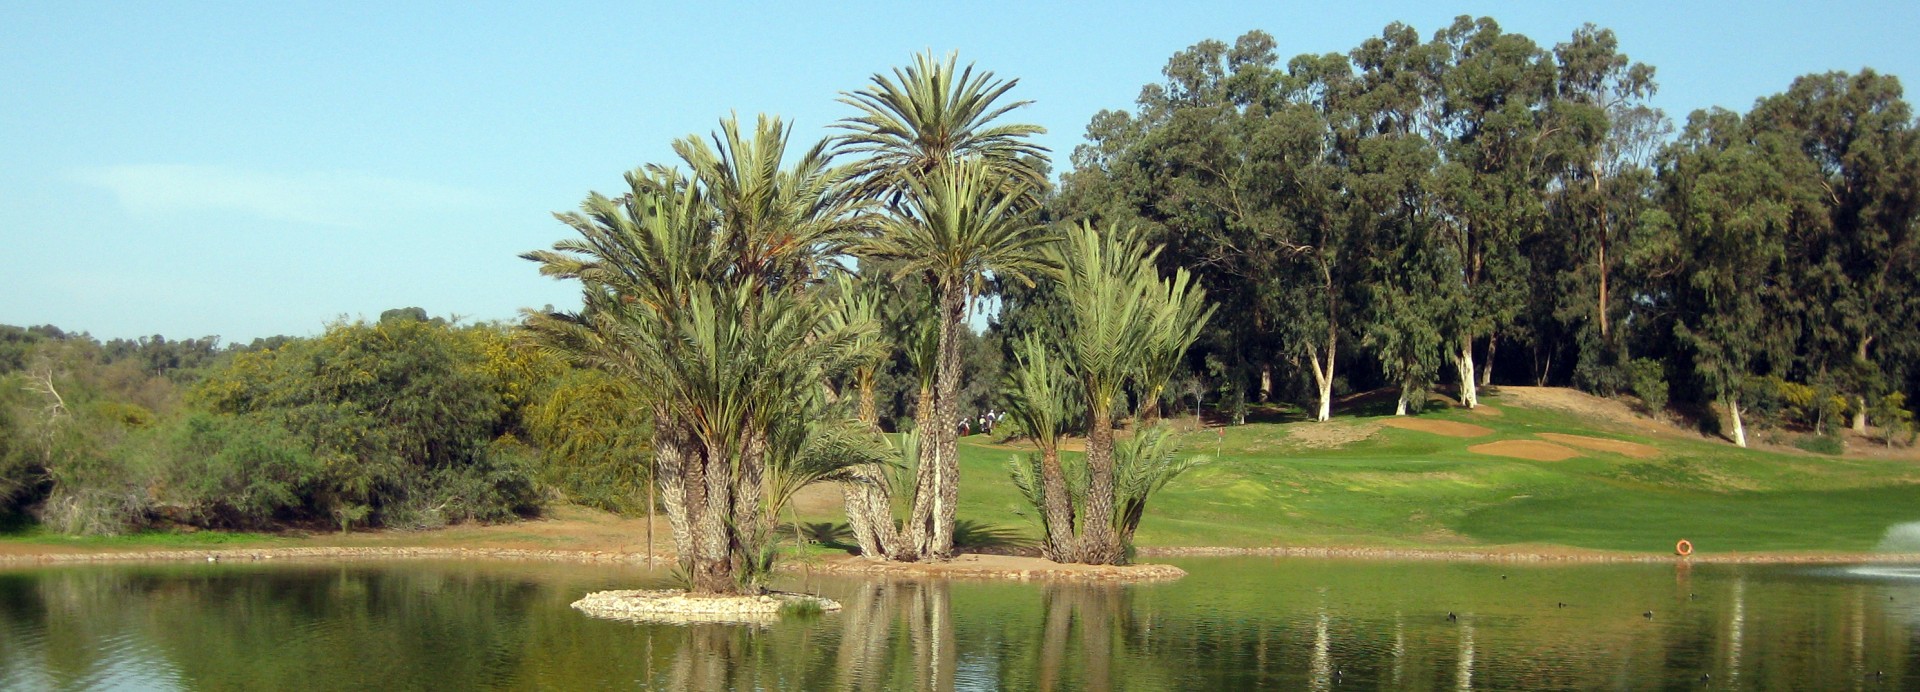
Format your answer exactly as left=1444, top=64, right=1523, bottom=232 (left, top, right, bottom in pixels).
left=1675, top=539, right=1694, bottom=557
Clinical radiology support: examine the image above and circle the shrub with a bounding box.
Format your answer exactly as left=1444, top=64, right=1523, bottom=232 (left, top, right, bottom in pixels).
left=155, top=413, right=321, bottom=529
left=35, top=416, right=154, bottom=535
left=1627, top=359, right=1668, bottom=415
left=1794, top=434, right=1845, bottom=456
left=1874, top=392, right=1914, bottom=447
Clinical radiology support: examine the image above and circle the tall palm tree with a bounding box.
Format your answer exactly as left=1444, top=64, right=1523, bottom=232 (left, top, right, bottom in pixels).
left=1050, top=222, right=1211, bottom=564
left=523, top=115, right=880, bottom=593
left=839, top=51, right=1051, bottom=561
left=1052, top=222, right=1154, bottom=564
left=862, top=159, right=1053, bottom=559
left=836, top=50, right=1049, bottom=204
left=1002, top=333, right=1080, bottom=561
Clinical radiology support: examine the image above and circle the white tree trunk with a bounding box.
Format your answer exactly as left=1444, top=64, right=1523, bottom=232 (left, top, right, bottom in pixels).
left=1729, top=396, right=1747, bottom=448
left=1396, top=384, right=1410, bottom=416
left=1307, top=351, right=1333, bottom=423
left=1853, top=396, right=1869, bottom=434
left=1259, top=365, right=1273, bottom=403
left=1456, top=341, right=1478, bottom=409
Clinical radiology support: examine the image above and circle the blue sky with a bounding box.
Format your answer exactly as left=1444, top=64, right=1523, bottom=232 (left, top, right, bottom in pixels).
left=4, top=1, right=1916, bottom=343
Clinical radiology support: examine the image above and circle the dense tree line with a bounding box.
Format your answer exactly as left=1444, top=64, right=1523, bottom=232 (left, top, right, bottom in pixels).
left=1048, top=17, right=1920, bottom=447
left=0, top=311, right=649, bottom=535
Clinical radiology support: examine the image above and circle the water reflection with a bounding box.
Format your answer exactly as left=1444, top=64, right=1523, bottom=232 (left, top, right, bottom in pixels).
left=4, top=559, right=1920, bottom=689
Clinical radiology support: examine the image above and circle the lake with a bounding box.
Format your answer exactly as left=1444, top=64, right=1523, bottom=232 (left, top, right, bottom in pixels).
left=1, top=557, right=1915, bottom=689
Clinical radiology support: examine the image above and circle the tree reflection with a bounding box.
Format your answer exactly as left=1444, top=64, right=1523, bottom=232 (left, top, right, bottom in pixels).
left=4, top=561, right=1920, bottom=689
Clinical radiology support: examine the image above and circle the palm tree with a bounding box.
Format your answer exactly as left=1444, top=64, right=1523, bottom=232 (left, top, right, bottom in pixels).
left=861, top=159, right=1053, bottom=559
left=523, top=115, right=880, bottom=594
left=1002, top=333, right=1080, bottom=561
left=1113, top=423, right=1207, bottom=549
left=1052, top=222, right=1154, bottom=564
left=1050, top=222, right=1211, bottom=564
left=1135, top=265, right=1213, bottom=421
left=837, top=51, right=1051, bottom=561
left=836, top=50, right=1049, bottom=204
left=822, top=274, right=906, bottom=558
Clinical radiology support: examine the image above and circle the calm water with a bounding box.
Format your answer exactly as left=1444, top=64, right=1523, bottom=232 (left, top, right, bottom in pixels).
left=2, top=557, right=1918, bottom=690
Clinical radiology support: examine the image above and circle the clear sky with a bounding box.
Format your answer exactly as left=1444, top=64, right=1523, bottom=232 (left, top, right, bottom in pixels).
left=4, top=1, right=1916, bottom=343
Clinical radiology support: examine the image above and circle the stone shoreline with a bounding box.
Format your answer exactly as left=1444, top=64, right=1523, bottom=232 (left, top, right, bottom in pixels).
left=804, top=554, right=1189, bottom=582
left=2, top=544, right=1916, bottom=569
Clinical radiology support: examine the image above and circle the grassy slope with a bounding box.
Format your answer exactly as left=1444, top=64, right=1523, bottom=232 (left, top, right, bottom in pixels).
left=8, top=389, right=1917, bottom=557
left=943, top=391, right=1920, bottom=555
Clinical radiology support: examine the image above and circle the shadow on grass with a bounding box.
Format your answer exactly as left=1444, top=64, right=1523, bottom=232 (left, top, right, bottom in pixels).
left=798, top=521, right=857, bottom=552
left=0, top=512, right=33, bottom=536
left=790, top=519, right=1034, bottom=556
left=955, top=519, right=1034, bottom=554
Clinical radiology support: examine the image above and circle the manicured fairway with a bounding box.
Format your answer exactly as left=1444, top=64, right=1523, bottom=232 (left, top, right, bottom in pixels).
left=944, top=389, right=1920, bottom=555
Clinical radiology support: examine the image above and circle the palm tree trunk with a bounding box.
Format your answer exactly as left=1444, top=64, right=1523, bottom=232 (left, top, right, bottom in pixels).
left=842, top=372, right=901, bottom=559
left=926, top=283, right=967, bottom=559
left=906, top=383, right=938, bottom=557
left=687, top=434, right=735, bottom=594
left=1037, top=446, right=1077, bottom=562
left=1081, top=402, right=1121, bottom=564
left=731, top=428, right=767, bottom=586
left=653, top=410, right=694, bottom=560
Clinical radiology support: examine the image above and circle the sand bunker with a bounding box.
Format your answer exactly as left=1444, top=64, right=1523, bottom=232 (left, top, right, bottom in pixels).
left=1469, top=440, right=1582, bottom=461
left=1379, top=418, right=1494, bottom=438
left=1536, top=433, right=1660, bottom=459
left=1467, top=405, right=1504, bottom=417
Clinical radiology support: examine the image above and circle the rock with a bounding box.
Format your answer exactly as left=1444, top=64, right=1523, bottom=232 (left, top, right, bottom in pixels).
left=570, top=589, right=842, bottom=625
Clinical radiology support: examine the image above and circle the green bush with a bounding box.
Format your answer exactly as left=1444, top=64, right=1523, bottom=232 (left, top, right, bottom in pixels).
left=1873, top=392, right=1914, bottom=447
left=36, top=415, right=154, bottom=536
left=192, top=318, right=539, bottom=528
left=1794, top=434, right=1846, bottom=456
left=1627, top=359, right=1668, bottom=415
left=155, top=413, right=321, bottom=529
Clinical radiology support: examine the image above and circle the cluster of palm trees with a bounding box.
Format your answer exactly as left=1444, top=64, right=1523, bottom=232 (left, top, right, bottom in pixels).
left=524, top=52, right=1211, bottom=594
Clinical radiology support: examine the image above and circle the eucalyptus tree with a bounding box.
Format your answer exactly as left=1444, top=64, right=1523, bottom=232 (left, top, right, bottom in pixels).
left=1548, top=24, right=1664, bottom=344
left=860, top=159, right=1052, bottom=560
left=523, top=115, right=880, bottom=594
left=1649, top=109, right=1799, bottom=447
left=1345, top=25, right=1453, bottom=413
left=1748, top=70, right=1920, bottom=433
left=838, top=51, right=1051, bottom=561
left=1427, top=16, right=1559, bottom=405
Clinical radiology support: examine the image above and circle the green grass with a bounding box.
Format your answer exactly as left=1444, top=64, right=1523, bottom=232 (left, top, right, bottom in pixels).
left=926, top=391, right=1920, bottom=555
left=0, top=524, right=287, bottom=550
left=11, top=390, right=1914, bottom=558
